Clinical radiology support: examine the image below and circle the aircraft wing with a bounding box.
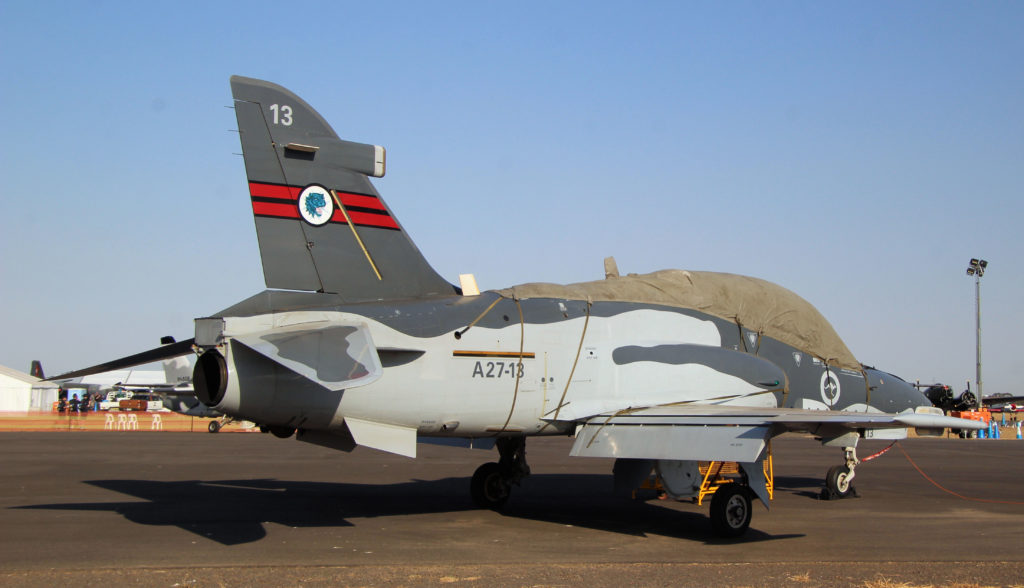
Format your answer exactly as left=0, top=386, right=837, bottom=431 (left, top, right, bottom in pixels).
left=983, top=395, right=1024, bottom=406
left=569, top=404, right=986, bottom=462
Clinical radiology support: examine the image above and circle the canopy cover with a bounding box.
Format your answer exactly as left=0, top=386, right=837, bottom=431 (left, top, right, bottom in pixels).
left=497, top=269, right=860, bottom=371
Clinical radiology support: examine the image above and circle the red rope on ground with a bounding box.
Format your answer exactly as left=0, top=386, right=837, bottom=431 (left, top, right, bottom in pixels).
left=896, top=442, right=1024, bottom=505
left=860, top=441, right=896, bottom=462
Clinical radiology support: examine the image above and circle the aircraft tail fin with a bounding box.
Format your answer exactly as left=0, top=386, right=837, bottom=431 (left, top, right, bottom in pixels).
left=29, top=360, right=44, bottom=379
left=230, top=76, right=455, bottom=302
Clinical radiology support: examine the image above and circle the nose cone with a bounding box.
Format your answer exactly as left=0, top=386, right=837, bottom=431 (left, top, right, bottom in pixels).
left=864, top=367, right=929, bottom=413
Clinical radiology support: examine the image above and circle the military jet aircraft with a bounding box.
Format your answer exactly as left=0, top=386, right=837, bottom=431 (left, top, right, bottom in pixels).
left=53, top=76, right=983, bottom=537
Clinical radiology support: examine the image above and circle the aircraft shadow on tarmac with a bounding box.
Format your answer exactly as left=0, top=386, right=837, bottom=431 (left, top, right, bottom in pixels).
left=16, top=474, right=803, bottom=545
left=771, top=475, right=836, bottom=500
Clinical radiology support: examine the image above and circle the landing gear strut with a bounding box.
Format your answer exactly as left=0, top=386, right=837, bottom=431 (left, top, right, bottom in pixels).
left=471, top=437, right=530, bottom=510
left=823, top=445, right=858, bottom=499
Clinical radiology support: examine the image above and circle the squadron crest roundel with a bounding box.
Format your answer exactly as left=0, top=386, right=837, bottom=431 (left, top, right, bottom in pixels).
left=820, top=371, right=841, bottom=406
left=297, top=184, right=334, bottom=226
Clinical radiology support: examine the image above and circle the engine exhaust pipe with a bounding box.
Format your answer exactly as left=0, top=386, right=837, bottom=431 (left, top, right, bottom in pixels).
left=194, top=349, right=227, bottom=406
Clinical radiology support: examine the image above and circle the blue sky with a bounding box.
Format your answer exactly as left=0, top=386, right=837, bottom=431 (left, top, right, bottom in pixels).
left=1, top=1, right=1021, bottom=397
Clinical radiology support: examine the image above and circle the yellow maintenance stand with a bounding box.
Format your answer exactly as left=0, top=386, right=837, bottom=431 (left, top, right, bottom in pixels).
left=636, top=442, right=774, bottom=505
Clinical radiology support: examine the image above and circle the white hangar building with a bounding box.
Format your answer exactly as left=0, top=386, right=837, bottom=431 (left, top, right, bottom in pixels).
left=0, top=364, right=59, bottom=412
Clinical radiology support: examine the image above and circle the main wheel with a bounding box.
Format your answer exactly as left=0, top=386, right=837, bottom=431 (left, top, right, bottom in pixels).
left=471, top=462, right=510, bottom=509
left=269, top=426, right=296, bottom=439
left=208, top=420, right=221, bottom=433
left=710, top=483, right=753, bottom=538
left=825, top=465, right=854, bottom=498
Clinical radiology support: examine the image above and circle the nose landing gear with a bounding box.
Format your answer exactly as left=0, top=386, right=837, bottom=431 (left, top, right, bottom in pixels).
left=823, top=445, right=859, bottom=499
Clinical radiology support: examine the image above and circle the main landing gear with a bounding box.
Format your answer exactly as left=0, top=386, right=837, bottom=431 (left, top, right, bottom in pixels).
left=471, top=437, right=530, bottom=509
left=709, top=483, right=754, bottom=538
left=823, top=445, right=859, bottom=499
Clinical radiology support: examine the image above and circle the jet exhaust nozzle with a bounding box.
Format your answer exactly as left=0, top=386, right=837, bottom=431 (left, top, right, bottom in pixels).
left=194, top=349, right=228, bottom=406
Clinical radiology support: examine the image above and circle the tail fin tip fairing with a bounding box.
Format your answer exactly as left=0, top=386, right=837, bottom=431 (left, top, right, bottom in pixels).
left=230, top=76, right=454, bottom=302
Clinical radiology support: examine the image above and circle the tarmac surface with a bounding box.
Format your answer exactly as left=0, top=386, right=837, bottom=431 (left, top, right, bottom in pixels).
left=1, top=431, right=1023, bottom=587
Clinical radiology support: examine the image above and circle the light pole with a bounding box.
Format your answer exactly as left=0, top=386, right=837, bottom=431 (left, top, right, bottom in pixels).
left=966, top=258, right=988, bottom=412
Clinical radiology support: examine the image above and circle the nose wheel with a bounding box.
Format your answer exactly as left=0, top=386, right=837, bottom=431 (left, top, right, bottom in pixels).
left=825, top=465, right=854, bottom=498
left=823, top=446, right=859, bottom=499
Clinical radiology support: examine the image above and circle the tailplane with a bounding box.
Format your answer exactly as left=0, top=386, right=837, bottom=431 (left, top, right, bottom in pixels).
left=230, top=76, right=455, bottom=302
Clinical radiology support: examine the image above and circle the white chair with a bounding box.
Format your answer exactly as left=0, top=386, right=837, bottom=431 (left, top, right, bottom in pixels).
left=104, top=413, right=115, bottom=430
left=116, top=413, right=128, bottom=431
left=151, top=414, right=163, bottom=431
left=127, top=413, right=139, bottom=431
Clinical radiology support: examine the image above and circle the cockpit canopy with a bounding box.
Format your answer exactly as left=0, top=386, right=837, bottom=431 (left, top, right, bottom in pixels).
left=498, top=269, right=860, bottom=371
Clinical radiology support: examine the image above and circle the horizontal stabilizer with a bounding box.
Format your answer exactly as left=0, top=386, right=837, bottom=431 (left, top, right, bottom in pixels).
left=233, top=323, right=382, bottom=391
left=49, top=338, right=195, bottom=381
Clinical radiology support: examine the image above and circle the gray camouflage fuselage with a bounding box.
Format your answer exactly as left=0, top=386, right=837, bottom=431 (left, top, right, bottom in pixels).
left=197, top=287, right=926, bottom=445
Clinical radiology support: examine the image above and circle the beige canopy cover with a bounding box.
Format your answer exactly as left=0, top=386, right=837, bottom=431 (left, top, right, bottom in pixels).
left=497, top=269, right=860, bottom=371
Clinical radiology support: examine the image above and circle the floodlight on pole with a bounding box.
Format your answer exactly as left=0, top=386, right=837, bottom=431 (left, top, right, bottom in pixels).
left=966, top=258, right=988, bottom=412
